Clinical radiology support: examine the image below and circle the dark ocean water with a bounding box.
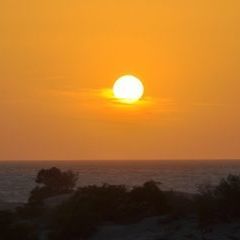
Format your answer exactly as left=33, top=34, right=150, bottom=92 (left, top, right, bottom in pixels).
left=0, top=160, right=240, bottom=203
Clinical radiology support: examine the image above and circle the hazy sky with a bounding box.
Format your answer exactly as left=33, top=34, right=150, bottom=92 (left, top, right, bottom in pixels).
left=0, top=0, right=239, bottom=160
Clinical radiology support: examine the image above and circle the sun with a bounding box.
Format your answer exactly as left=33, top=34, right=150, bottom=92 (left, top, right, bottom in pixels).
left=113, top=75, right=144, bottom=103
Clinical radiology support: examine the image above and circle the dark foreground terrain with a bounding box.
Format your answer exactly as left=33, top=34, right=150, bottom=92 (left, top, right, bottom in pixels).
left=1, top=167, right=240, bottom=240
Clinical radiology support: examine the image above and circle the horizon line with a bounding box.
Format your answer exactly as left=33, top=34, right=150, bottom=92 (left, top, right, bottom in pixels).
left=0, top=159, right=240, bottom=162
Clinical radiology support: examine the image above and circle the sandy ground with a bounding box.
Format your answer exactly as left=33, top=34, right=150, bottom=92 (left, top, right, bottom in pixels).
left=2, top=195, right=240, bottom=240
left=91, top=216, right=240, bottom=240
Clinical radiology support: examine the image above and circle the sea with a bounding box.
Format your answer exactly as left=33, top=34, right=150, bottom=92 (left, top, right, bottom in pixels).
left=0, top=160, right=240, bottom=203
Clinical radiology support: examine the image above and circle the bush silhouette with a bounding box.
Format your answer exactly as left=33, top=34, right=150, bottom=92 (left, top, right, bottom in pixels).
left=195, top=183, right=217, bottom=226
left=49, top=181, right=169, bottom=239
left=50, top=184, right=128, bottom=239
left=7, top=222, right=38, bottom=240
left=164, top=191, right=194, bottom=218
left=29, top=167, right=78, bottom=203
left=0, top=211, right=15, bottom=239
left=0, top=210, right=37, bottom=240
left=196, top=174, right=240, bottom=225
left=215, top=174, right=240, bottom=218
left=125, top=181, right=168, bottom=220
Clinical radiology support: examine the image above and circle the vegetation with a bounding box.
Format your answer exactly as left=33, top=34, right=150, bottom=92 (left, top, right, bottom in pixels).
left=1, top=167, right=240, bottom=239
left=50, top=180, right=169, bottom=239
left=196, top=174, right=240, bottom=226
left=29, top=167, right=78, bottom=204
left=0, top=210, right=37, bottom=240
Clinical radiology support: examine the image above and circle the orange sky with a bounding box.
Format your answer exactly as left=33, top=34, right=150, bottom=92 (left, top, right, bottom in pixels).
left=0, top=0, right=239, bottom=160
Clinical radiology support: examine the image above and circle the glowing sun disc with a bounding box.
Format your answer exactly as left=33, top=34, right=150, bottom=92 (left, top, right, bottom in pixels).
left=113, top=75, right=144, bottom=103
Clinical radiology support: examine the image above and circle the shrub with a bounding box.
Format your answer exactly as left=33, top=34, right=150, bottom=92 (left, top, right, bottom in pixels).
left=49, top=181, right=169, bottom=239
left=0, top=211, right=15, bottom=239
left=215, top=174, right=240, bottom=220
left=16, top=203, right=45, bottom=219
left=7, top=222, right=38, bottom=240
left=29, top=167, right=78, bottom=204
left=0, top=211, right=37, bottom=240
left=196, top=174, right=240, bottom=226
left=164, top=191, right=194, bottom=218
left=49, top=184, right=128, bottom=239
left=125, top=181, right=169, bottom=220
left=195, top=183, right=218, bottom=226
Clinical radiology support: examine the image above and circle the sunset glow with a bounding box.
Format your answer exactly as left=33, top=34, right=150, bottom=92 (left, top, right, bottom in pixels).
left=0, top=1, right=239, bottom=160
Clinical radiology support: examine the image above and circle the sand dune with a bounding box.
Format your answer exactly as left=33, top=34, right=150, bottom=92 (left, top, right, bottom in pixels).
left=91, top=216, right=240, bottom=240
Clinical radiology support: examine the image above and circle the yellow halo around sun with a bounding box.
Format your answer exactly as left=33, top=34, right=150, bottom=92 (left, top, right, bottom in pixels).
left=113, top=75, right=144, bottom=103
